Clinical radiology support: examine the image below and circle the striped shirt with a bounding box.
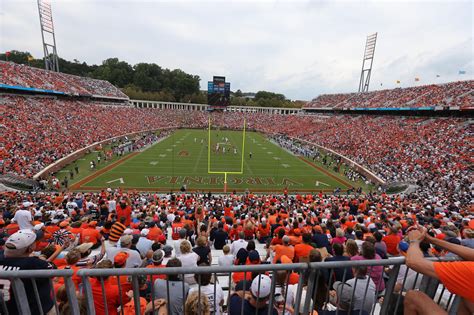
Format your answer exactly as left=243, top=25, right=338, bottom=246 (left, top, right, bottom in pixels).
left=109, top=222, right=126, bottom=242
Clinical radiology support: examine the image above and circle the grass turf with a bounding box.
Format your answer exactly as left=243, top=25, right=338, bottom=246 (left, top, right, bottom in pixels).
left=62, top=129, right=368, bottom=193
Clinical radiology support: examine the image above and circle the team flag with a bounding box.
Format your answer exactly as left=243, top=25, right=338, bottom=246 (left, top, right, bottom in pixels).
left=459, top=70, right=466, bottom=75
left=5, top=51, right=10, bottom=57
left=415, top=77, right=420, bottom=82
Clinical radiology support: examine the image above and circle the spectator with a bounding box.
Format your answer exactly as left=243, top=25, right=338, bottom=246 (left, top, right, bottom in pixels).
left=218, top=244, right=234, bottom=266
left=153, top=258, right=190, bottom=315
left=229, top=274, right=278, bottom=315
left=326, top=243, right=354, bottom=282
left=0, top=230, right=55, bottom=314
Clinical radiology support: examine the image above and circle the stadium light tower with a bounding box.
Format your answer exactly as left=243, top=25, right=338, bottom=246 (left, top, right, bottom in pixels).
left=358, top=32, right=377, bottom=93
left=37, top=0, right=60, bottom=72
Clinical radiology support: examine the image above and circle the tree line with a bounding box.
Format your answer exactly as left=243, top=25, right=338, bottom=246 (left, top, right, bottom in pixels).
left=1, top=50, right=304, bottom=107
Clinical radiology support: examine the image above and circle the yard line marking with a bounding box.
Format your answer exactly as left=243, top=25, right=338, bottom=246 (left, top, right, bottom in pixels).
left=150, top=161, right=158, bottom=165
left=192, top=141, right=206, bottom=173
left=159, top=154, right=166, bottom=158
left=166, top=149, right=172, bottom=152
left=281, top=164, right=290, bottom=168
left=267, top=152, right=273, bottom=154
left=315, top=180, right=330, bottom=187
left=273, top=157, right=281, bottom=160
left=106, top=177, right=124, bottom=184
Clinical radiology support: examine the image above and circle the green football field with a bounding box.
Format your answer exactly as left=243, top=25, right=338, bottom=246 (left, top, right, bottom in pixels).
left=67, top=129, right=363, bottom=193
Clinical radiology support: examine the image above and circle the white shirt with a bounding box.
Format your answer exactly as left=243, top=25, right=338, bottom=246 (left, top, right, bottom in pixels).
left=189, top=284, right=224, bottom=315
left=13, top=209, right=33, bottom=230
left=106, top=247, right=142, bottom=268
left=174, top=239, right=185, bottom=257
left=230, top=239, right=248, bottom=257
left=108, top=200, right=116, bottom=213
left=66, top=202, right=78, bottom=215
left=179, top=252, right=199, bottom=284
left=136, top=237, right=154, bottom=257
left=218, top=254, right=234, bottom=267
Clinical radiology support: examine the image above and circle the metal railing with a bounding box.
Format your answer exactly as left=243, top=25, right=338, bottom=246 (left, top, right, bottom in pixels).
left=0, top=257, right=461, bottom=315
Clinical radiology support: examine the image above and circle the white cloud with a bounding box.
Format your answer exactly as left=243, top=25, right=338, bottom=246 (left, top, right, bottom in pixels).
left=0, top=0, right=472, bottom=100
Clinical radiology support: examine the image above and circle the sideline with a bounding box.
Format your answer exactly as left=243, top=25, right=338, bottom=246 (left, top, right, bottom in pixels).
left=71, top=152, right=139, bottom=190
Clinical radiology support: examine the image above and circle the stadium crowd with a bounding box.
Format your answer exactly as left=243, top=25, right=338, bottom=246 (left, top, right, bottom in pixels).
left=304, top=80, right=473, bottom=109
left=1, top=95, right=472, bottom=207
left=0, top=63, right=473, bottom=314
left=0, top=189, right=473, bottom=314
left=1, top=61, right=128, bottom=98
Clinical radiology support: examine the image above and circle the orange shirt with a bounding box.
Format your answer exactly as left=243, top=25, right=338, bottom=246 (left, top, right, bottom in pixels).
left=91, top=278, right=121, bottom=315
left=434, top=261, right=474, bottom=302
left=273, top=245, right=295, bottom=263
left=145, top=264, right=166, bottom=282
left=257, top=225, right=270, bottom=237
left=294, top=243, right=314, bottom=262
left=383, top=234, right=401, bottom=256
left=171, top=222, right=184, bottom=240
left=232, top=271, right=253, bottom=284
left=147, top=226, right=163, bottom=242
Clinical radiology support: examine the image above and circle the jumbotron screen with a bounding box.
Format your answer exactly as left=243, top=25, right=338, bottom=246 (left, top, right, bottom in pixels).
left=208, top=76, right=230, bottom=106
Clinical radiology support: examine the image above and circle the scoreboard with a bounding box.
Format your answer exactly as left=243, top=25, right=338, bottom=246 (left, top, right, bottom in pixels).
left=208, top=76, right=230, bottom=107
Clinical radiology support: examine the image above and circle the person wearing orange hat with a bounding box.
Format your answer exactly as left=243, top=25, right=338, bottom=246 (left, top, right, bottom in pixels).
left=80, top=220, right=102, bottom=249
left=112, top=251, right=132, bottom=302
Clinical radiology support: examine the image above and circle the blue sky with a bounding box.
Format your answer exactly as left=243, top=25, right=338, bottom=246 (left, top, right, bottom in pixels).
left=1, top=0, right=472, bottom=100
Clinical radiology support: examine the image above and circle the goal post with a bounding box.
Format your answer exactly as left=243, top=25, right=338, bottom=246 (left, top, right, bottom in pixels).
left=208, top=117, right=246, bottom=192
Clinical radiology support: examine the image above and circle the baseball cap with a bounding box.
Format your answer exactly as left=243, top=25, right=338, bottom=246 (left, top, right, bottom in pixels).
left=33, top=223, right=44, bottom=231
left=59, top=221, right=69, bottom=228
left=114, top=251, right=129, bottom=266
left=76, top=242, right=94, bottom=253
left=22, top=201, right=33, bottom=208
left=120, top=235, right=133, bottom=247
left=248, top=250, right=260, bottom=263
left=162, top=245, right=173, bottom=256
left=251, top=275, right=272, bottom=299
left=89, top=221, right=97, bottom=227
left=141, top=229, right=150, bottom=236
left=123, top=228, right=134, bottom=235
left=6, top=230, right=37, bottom=250
left=152, top=249, right=165, bottom=263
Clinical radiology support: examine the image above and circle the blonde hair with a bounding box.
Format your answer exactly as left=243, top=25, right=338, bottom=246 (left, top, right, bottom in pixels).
left=185, top=291, right=210, bottom=315
left=223, top=245, right=230, bottom=254
left=196, top=236, right=207, bottom=247
left=180, top=240, right=192, bottom=254
left=336, top=228, right=344, bottom=237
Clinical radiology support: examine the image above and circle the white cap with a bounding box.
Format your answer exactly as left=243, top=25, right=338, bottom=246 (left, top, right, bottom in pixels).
left=141, top=229, right=150, bottom=236
left=251, top=275, right=272, bottom=299
left=6, top=230, right=37, bottom=250
left=123, top=228, right=134, bottom=235
left=33, top=223, right=44, bottom=231
left=22, top=201, right=33, bottom=208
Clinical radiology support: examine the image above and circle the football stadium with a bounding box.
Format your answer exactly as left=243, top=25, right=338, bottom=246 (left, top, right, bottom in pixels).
left=0, top=1, right=473, bottom=315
